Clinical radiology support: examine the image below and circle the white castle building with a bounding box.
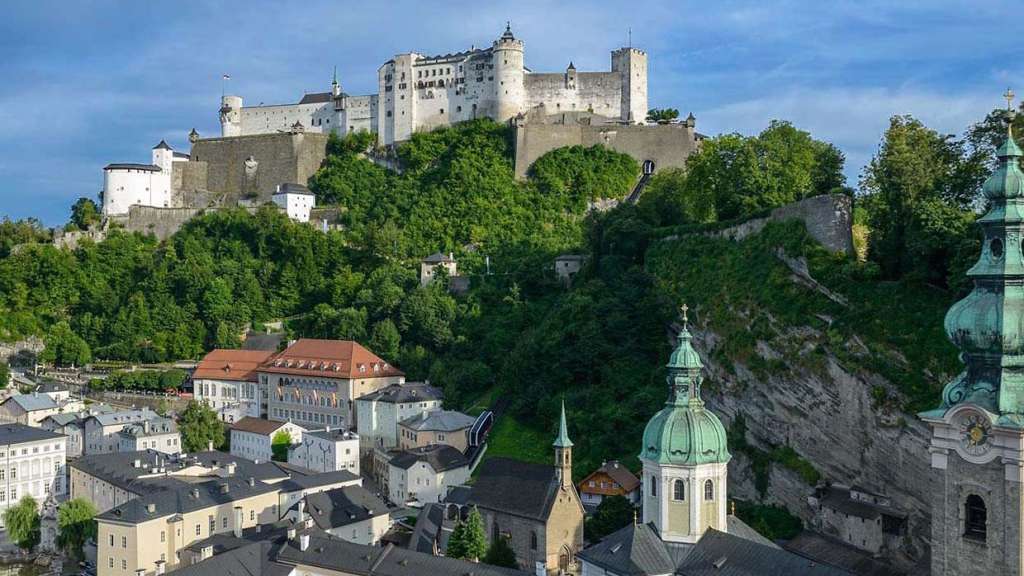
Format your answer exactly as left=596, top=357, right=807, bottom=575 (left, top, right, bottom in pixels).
left=101, top=140, right=189, bottom=216
left=220, top=24, right=648, bottom=145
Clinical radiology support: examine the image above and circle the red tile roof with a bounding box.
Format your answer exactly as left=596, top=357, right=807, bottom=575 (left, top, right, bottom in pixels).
left=578, top=460, right=641, bottom=495
left=193, top=349, right=276, bottom=382
left=259, top=339, right=403, bottom=379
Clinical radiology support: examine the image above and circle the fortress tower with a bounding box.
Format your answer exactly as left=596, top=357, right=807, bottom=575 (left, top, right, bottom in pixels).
left=220, top=95, right=243, bottom=137
left=640, top=305, right=731, bottom=543
left=612, top=47, right=648, bottom=124
left=492, top=23, right=525, bottom=123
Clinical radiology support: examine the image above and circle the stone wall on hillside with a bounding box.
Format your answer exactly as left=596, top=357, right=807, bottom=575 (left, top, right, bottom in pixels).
left=111, top=206, right=204, bottom=241
left=189, top=131, right=329, bottom=203
left=707, top=194, right=855, bottom=255
left=513, top=115, right=700, bottom=179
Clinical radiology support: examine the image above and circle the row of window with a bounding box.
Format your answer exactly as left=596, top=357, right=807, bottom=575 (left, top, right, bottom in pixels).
left=271, top=408, right=341, bottom=426
left=0, top=443, right=62, bottom=458
left=0, top=479, right=61, bottom=502
left=649, top=476, right=715, bottom=501
left=0, top=459, right=62, bottom=480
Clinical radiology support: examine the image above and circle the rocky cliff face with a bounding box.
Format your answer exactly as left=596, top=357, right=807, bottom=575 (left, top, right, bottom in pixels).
left=692, top=291, right=933, bottom=571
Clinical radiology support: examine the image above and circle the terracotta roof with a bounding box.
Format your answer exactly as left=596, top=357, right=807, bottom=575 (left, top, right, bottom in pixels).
left=194, top=349, right=276, bottom=382
left=230, top=417, right=292, bottom=436
left=579, top=460, right=640, bottom=495
left=259, top=339, right=403, bottom=379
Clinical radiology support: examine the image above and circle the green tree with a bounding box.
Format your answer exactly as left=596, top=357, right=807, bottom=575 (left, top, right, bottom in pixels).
left=584, top=495, right=636, bottom=541
left=637, top=167, right=715, bottom=227
left=860, top=115, right=986, bottom=282
left=69, top=198, right=100, bottom=231
left=368, top=319, right=401, bottom=361
left=646, top=108, right=680, bottom=124
left=179, top=401, right=225, bottom=452
left=41, top=321, right=91, bottom=367
left=483, top=535, right=518, bottom=568
left=447, top=506, right=488, bottom=561
left=4, top=495, right=40, bottom=551
left=57, top=498, right=98, bottom=558
left=0, top=361, right=9, bottom=389
left=271, top=429, right=292, bottom=461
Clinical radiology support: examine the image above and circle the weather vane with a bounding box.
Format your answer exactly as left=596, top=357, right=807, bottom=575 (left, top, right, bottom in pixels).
left=1005, top=87, right=1015, bottom=111
left=680, top=303, right=689, bottom=328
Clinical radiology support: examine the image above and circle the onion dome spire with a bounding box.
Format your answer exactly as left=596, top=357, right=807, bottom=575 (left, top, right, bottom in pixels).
left=928, top=89, right=1024, bottom=422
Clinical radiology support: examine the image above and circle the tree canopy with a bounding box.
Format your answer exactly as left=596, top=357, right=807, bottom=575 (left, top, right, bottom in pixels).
left=57, top=498, right=98, bottom=558
left=271, top=429, right=292, bottom=461
left=4, top=495, right=40, bottom=551
left=179, top=401, right=225, bottom=452
left=447, top=507, right=488, bottom=561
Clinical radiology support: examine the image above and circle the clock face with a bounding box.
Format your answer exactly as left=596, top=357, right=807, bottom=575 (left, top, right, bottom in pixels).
left=959, top=412, right=992, bottom=456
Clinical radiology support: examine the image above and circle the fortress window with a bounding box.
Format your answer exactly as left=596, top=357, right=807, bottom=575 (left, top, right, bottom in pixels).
left=704, top=480, right=714, bottom=501
left=440, top=109, right=444, bottom=115
left=965, top=495, right=987, bottom=541
left=457, top=106, right=462, bottom=113
left=650, top=476, right=656, bottom=497
left=673, top=479, right=685, bottom=501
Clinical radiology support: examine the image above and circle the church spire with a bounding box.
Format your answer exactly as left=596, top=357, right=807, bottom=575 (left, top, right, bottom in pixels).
left=554, top=400, right=573, bottom=488
left=554, top=400, right=573, bottom=448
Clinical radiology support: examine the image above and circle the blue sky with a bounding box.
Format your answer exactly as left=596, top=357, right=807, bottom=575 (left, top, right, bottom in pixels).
left=0, top=0, right=1019, bottom=225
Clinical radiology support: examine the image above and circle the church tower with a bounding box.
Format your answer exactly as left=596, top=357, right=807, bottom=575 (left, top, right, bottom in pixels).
left=920, top=91, right=1024, bottom=576
left=554, top=400, right=573, bottom=489
left=639, top=305, right=730, bottom=544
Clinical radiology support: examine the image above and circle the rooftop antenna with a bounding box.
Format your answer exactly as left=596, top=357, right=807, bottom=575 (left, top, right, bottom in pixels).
left=628, top=27, right=632, bottom=48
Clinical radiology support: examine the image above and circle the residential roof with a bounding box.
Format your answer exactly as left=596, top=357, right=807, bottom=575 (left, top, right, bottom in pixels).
left=297, top=92, right=332, bottom=104
left=276, top=536, right=529, bottom=576
left=119, top=418, right=178, bottom=438
left=2, top=393, right=57, bottom=412
left=260, top=339, right=403, bottom=379
left=443, top=485, right=472, bottom=506
left=408, top=502, right=454, bottom=555
left=357, top=382, right=442, bottom=404
left=577, top=522, right=676, bottom=576
left=153, top=140, right=173, bottom=150
left=579, top=460, right=641, bottom=493
left=555, top=254, right=587, bottom=262
left=0, top=423, right=65, bottom=445
left=103, top=163, right=162, bottom=172
left=36, top=382, right=69, bottom=394
left=278, top=469, right=359, bottom=492
left=399, top=410, right=474, bottom=433
left=194, top=349, right=276, bottom=382
left=87, top=408, right=158, bottom=427
left=467, top=457, right=562, bottom=521
left=422, top=252, right=454, bottom=264
left=304, top=428, right=358, bottom=442
left=304, top=485, right=390, bottom=530
left=389, top=445, right=468, bottom=472
left=817, top=486, right=901, bottom=520
left=274, top=183, right=314, bottom=196
left=167, top=540, right=290, bottom=576
left=242, top=331, right=284, bottom=351
left=98, top=474, right=281, bottom=524
left=40, top=413, right=82, bottom=428
left=676, top=529, right=852, bottom=576
left=783, top=531, right=901, bottom=576
left=231, top=417, right=294, bottom=436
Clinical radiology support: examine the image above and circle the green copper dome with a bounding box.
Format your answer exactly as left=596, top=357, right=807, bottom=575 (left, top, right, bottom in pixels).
left=924, top=119, right=1024, bottom=419
left=640, top=317, right=730, bottom=466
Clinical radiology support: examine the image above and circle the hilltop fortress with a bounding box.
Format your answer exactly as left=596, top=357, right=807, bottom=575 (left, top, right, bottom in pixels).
left=221, top=24, right=648, bottom=144
left=87, top=25, right=699, bottom=241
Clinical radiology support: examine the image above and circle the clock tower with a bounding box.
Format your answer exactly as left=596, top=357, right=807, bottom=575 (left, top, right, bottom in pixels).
left=920, top=92, right=1024, bottom=576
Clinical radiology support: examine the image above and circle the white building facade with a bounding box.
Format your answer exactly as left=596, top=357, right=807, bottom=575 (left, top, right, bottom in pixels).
left=354, top=382, right=442, bottom=452
left=193, top=349, right=276, bottom=422
left=229, top=418, right=306, bottom=463
left=0, top=424, right=67, bottom=526
left=101, top=141, right=189, bottom=216
left=288, top=428, right=360, bottom=475
left=387, top=445, right=469, bottom=506
left=272, top=184, right=316, bottom=223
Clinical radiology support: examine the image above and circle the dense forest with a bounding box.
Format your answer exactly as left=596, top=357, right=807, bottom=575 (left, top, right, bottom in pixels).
left=1, top=106, right=1021, bottom=491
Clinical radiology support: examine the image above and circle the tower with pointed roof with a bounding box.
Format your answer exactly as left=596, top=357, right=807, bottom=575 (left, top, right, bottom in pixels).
left=554, top=400, right=573, bottom=489
left=639, top=305, right=731, bottom=544
left=920, top=91, right=1024, bottom=576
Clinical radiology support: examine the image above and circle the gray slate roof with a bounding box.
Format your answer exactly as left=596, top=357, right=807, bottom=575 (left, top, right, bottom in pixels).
left=408, top=502, right=451, bottom=555
left=2, top=393, right=57, bottom=412
left=389, top=445, right=468, bottom=472
left=297, top=92, right=332, bottom=104
left=304, top=485, right=390, bottom=530
left=118, top=418, right=177, bottom=438
left=169, top=540, right=290, bottom=576
left=467, top=457, right=561, bottom=521
left=276, top=535, right=529, bottom=576
left=103, top=163, right=162, bottom=172
left=0, top=423, right=64, bottom=445
left=305, top=428, right=358, bottom=442
left=399, top=410, right=474, bottom=432
left=783, top=531, right=901, bottom=576
left=89, top=408, right=158, bottom=427
left=98, top=475, right=279, bottom=524
left=36, top=382, right=68, bottom=393
left=422, top=252, right=454, bottom=263
left=40, top=413, right=81, bottom=427
left=676, top=529, right=852, bottom=576
left=577, top=523, right=676, bottom=576
left=357, top=382, right=443, bottom=404
left=278, top=469, right=359, bottom=492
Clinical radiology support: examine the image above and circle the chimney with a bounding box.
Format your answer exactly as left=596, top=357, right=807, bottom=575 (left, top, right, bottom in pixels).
left=208, top=440, right=214, bottom=451
left=297, top=500, right=306, bottom=521
left=155, top=561, right=165, bottom=576
left=299, top=533, right=310, bottom=552
left=201, top=545, right=213, bottom=561
left=135, top=569, right=145, bottom=576
left=248, top=477, right=255, bottom=487
left=146, top=503, right=156, bottom=514
left=220, top=483, right=230, bottom=494
left=133, top=459, right=141, bottom=468
left=233, top=506, right=243, bottom=538
left=287, top=527, right=297, bottom=540
left=191, top=488, right=200, bottom=499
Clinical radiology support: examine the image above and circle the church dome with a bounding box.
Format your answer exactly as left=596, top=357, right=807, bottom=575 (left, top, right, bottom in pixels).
left=639, top=307, right=730, bottom=466
left=640, top=402, right=730, bottom=466
left=982, top=133, right=1024, bottom=200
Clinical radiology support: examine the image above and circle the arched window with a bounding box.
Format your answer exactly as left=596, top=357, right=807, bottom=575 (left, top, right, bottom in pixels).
left=965, top=494, right=987, bottom=541
left=704, top=480, right=714, bottom=501
left=650, top=476, right=657, bottom=497
left=673, top=479, right=685, bottom=501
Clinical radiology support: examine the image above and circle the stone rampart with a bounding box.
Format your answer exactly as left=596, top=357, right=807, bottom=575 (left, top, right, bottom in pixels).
left=112, top=206, right=204, bottom=241
left=188, top=132, right=329, bottom=202
left=706, top=194, right=854, bottom=255
left=514, top=120, right=699, bottom=179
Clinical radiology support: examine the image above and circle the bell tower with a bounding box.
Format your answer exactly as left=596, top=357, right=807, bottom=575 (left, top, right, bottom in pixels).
left=554, top=400, right=573, bottom=489
left=640, top=304, right=730, bottom=544
left=920, top=89, right=1024, bottom=576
